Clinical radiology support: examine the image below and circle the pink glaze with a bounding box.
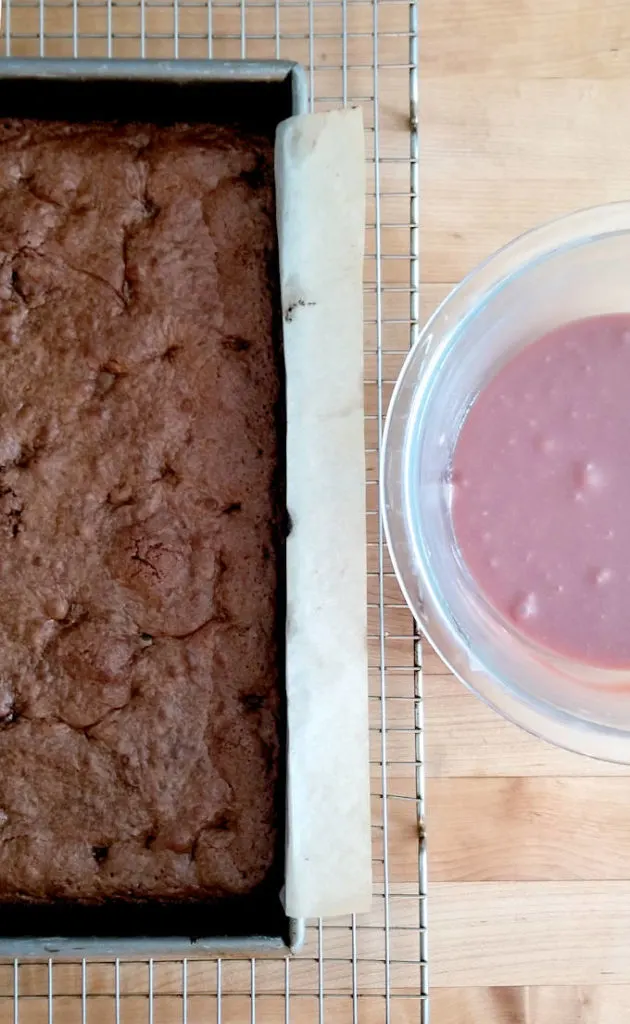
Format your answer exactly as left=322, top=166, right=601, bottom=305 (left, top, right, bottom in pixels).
left=451, top=314, right=630, bottom=668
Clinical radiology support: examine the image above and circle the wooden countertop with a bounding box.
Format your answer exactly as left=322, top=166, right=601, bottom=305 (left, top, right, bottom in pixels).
left=423, top=2, right=630, bottom=1020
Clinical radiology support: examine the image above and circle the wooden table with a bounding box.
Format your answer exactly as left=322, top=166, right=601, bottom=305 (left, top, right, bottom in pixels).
left=423, top=2, right=630, bottom=1020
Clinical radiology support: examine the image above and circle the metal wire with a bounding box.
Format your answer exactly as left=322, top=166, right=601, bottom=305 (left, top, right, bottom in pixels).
left=0, top=1, right=426, bottom=1020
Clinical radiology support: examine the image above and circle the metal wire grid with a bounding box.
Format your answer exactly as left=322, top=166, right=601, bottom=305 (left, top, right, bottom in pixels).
left=0, top=1, right=425, bottom=1021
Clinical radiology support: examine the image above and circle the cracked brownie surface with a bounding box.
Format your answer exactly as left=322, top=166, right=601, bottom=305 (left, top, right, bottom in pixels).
left=0, top=120, right=283, bottom=902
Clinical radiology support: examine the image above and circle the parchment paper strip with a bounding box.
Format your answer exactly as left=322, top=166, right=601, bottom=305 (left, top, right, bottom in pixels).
left=275, top=107, right=372, bottom=919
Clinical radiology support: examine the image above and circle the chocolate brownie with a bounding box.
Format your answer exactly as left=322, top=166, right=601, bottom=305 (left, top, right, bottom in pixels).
left=0, top=120, right=283, bottom=902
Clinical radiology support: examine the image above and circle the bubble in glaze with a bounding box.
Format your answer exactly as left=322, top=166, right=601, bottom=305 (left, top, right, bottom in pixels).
left=510, top=592, right=538, bottom=623
left=535, top=435, right=556, bottom=455
left=589, top=567, right=613, bottom=586
left=573, top=460, right=605, bottom=493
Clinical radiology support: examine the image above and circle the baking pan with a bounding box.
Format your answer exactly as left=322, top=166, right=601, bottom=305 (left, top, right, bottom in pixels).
left=0, top=57, right=307, bottom=958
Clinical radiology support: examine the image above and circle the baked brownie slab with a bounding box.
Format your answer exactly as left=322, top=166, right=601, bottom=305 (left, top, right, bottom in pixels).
left=0, top=120, right=282, bottom=902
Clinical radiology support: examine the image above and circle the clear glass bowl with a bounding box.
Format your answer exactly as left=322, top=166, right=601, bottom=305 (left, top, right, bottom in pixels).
left=382, top=201, right=630, bottom=763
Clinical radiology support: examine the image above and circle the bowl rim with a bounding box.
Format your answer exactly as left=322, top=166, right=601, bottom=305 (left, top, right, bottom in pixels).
left=381, top=200, right=630, bottom=764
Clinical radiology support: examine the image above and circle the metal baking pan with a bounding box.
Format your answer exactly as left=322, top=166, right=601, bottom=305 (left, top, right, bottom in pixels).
left=0, top=57, right=307, bottom=958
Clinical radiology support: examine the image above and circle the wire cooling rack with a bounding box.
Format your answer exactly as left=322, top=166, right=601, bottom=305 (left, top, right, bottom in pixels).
left=0, top=2, right=425, bottom=1020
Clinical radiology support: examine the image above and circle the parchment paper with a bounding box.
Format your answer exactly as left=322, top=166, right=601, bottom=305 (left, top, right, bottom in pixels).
left=275, top=107, right=372, bottom=919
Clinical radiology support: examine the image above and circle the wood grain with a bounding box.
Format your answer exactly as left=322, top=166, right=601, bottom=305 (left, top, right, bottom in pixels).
left=422, top=0, right=630, bottom=1019
left=427, top=777, right=630, bottom=880
left=432, top=988, right=630, bottom=1024
left=423, top=669, right=630, bottom=777
left=422, top=78, right=630, bottom=282
left=432, top=882, right=630, bottom=987
left=423, top=0, right=630, bottom=78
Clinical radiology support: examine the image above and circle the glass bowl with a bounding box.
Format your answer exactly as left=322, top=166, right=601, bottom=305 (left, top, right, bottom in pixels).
left=382, top=201, right=630, bottom=763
